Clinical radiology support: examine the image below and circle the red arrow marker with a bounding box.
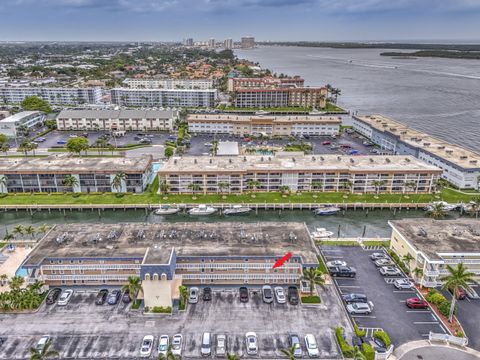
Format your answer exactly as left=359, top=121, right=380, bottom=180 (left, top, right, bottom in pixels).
left=272, top=252, right=293, bottom=269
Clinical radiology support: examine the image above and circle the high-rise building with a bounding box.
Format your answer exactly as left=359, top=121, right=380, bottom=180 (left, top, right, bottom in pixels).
left=224, top=38, right=233, bottom=50
left=184, top=38, right=194, bottom=46
left=241, top=36, right=255, bottom=49
left=208, top=38, right=215, bottom=49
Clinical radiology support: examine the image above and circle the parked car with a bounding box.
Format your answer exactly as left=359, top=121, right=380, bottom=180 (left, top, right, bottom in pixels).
left=304, top=334, right=319, bottom=358
left=36, top=336, right=50, bottom=351
left=203, top=287, right=212, bottom=301
left=343, top=293, right=368, bottom=304
left=379, top=266, right=402, bottom=276
left=370, top=252, right=388, bottom=261
left=245, top=332, right=258, bottom=355
left=450, top=287, right=467, bottom=300
left=36, top=137, right=46, bottom=142
left=326, top=260, right=347, bottom=268
left=122, top=289, right=131, bottom=303
left=262, top=285, right=274, bottom=304
left=189, top=287, right=199, bottom=304
left=366, top=337, right=387, bottom=353
left=374, top=258, right=394, bottom=267
left=288, top=334, right=302, bottom=358
left=329, top=266, right=356, bottom=278
left=56, top=140, right=66, bottom=145
left=95, top=289, right=108, bottom=305
left=406, top=297, right=429, bottom=309
left=201, top=332, right=211, bottom=356
left=239, top=287, right=249, bottom=303
left=346, top=301, right=374, bottom=315
left=69, top=134, right=78, bottom=138
left=288, top=286, right=299, bottom=305
left=46, top=288, right=62, bottom=305
left=158, top=335, right=169, bottom=356
left=139, top=335, right=154, bottom=358
left=107, top=289, right=121, bottom=305
left=57, top=289, right=73, bottom=306
left=274, top=286, right=286, bottom=304
left=393, top=279, right=414, bottom=290
left=216, top=334, right=227, bottom=357
left=171, top=334, right=183, bottom=356
left=322, top=141, right=331, bottom=145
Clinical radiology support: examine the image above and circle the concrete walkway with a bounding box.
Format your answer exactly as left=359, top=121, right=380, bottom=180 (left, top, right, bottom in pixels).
left=0, top=246, right=31, bottom=293
left=392, top=340, right=480, bottom=360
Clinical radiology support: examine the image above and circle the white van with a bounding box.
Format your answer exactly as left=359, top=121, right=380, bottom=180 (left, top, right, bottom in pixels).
left=201, top=332, right=211, bottom=356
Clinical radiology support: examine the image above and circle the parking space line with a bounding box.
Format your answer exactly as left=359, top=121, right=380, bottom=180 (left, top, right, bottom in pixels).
left=337, top=285, right=361, bottom=288
left=352, top=315, right=377, bottom=319
left=413, top=321, right=439, bottom=324
left=406, top=310, right=432, bottom=313
left=393, top=290, right=416, bottom=293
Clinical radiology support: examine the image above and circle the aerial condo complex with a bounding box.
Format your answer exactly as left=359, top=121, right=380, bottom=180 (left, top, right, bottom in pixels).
left=1, top=3, right=480, bottom=360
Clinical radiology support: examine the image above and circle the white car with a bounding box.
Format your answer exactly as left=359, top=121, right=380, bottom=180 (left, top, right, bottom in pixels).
left=262, top=285, right=274, bottom=304
left=326, top=260, right=347, bottom=267
left=346, top=301, right=374, bottom=315
left=140, top=335, right=154, bottom=358
left=158, top=335, right=169, bottom=356
left=36, top=336, right=50, bottom=351
left=245, top=332, right=258, bottom=355
left=370, top=252, right=387, bottom=260
left=374, top=258, right=394, bottom=267
left=394, top=278, right=414, bottom=290
left=57, top=289, right=73, bottom=306
left=171, top=334, right=183, bottom=356
left=379, top=266, right=402, bottom=276
left=216, top=334, right=227, bottom=356
left=304, top=334, right=319, bottom=358
left=274, top=286, right=286, bottom=304
left=189, top=287, right=199, bottom=304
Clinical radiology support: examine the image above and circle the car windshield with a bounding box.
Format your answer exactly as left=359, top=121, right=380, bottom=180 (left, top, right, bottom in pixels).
left=308, top=340, right=317, bottom=349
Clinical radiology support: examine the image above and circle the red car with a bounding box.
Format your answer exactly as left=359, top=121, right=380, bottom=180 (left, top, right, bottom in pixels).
left=406, top=297, right=429, bottom=309
left=322, top=141, right=331, bottom=145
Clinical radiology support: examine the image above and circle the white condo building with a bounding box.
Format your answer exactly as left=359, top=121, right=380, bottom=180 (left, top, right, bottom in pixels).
left=0, top=111, right=46, bottom=137
left=122, top=78, right=214, bottom=90
left=0, top=87, right=102, bottom=105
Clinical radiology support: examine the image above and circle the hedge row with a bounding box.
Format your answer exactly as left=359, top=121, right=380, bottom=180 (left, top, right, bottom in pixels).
left=373, top=330, right=391, bottom=347
left=362, top=343, right=375, bottom=360
left=387, top=249, right=410, bottom=275
left=335, top=327, right=354, bottom=357
left=426, top=288, right=454, bottom=317
left=145, top=306, right=172, bottom=313
left=301, top=296, right=321, bottom=304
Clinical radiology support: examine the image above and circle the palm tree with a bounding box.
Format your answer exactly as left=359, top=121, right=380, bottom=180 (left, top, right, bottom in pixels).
left=37, top=224, right=49, bottom=237
left=404, top=180, right=417, bottom=193
left=8, top=276, right=25, bottom=292
left=280, top=344, right=297, bottom=360
left=121, top=276, right=142, bottom=301
left=187, top=183, right=202, bottom=194
left=62, top=175, right=78, bottom=191
left=402, top=253, right=415, bottom=271
left=434, top=178, right=449, bottom=193
left=0, top=274, right=8, bottom=286
left=218, top=181, right=230, bottom=194
left=302, top=268, right=325, bottom=296
left=342, top=180, right=353, bottom=193
left=428, top=202, right=447, bottom=219
left=413, top=267, right=424, bottom=286
left=3, top=231, right=14, bottom=242
left=279, top=185, right=290, bottom=195
left=246, top=180, right=260, bottom=192
left=226, top=353, right=240, bottom=360
left=13, top=224, right=24, bottom=238
left=111, top=172, right=127, bottom=193
left=24, top=225, right=36, bottom=239
left=352, top=346, right=367, bottom=360
left=0, top=142, right=10, bottom=156
left=441, top=263, right=476, bottom=322
left=467, top=196, right=480, bottom=218
left=0, top=175, right=7, bottom=192
left=211, top=140, right=219, bottom=156
left=29, top=339, right=59, bottom=360
left=159, top=180, right=170, bottom=195
left=311, top=180, right=323, bottom=192
left=372, top=180, right=385, bottom=194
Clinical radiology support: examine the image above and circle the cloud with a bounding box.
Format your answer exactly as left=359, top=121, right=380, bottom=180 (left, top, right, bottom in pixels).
left=5, top=0, right=480, bottom=13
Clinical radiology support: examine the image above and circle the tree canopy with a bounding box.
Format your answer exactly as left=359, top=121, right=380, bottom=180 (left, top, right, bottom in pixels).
left=65, top=137, right=89, bottom=155
left=20, top=96, right=52, bottom=113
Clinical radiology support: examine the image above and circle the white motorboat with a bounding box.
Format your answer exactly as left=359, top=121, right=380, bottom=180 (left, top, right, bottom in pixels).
left=154, top=205, right=180, bottom=215
left=424, top=201, right=458, bottom=212
left=188, top=204, right=217, bottom=216
left=313, top=206, right=341, bottom=216
left=223, top=205, right=252, bottom=215
left=311, top=227, right=334, bottom=239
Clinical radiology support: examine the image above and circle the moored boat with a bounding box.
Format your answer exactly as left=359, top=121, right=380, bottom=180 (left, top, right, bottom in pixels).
left=154, top=205, right=180, bottom=215
left=188, top=204, right=217, bottom=216
left=223, top=205, right=252, bottom=215
left=313, top=206, right=341, bottom=216
left=311, top=227, right=334, bottom=239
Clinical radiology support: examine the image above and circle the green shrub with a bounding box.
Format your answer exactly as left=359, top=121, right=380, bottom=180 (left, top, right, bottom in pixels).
left=361, top=342, right=375, bottom=360
left=354, top=324, right=366, bottom=338
left=151, top=306, right=172, bottom=314
left=131, top=299, right=141, bottom=310
left=316, top=255, right=328, bottom=274
left=438, top=301, right=453, bottom=317
left=373, top=330, right=391, bottom=347
left=144, top=306, right=150, bottom=312
left=301, top=296, right=321, bottom=304
left=426, top=289, right=447, bottom=305
left=335, top=327, right=354, bottom=357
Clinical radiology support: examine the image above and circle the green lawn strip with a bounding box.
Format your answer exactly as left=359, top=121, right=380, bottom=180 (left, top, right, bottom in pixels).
left=301, top=295, right=321, bottom=304
left=0, top=155, right=49, bottom=158
left=316, top=255, right=328, bottom=274
left=223, top=102, right=345, bottom=113
left=0, top=242, right=6, bottom=249
left=0, top=189, right=476, bottom=206
left=47, top=144, right=152, bottom=152
left=317, top=240, right=359, bottom=246
left=362, top=240, right=390, bottom=247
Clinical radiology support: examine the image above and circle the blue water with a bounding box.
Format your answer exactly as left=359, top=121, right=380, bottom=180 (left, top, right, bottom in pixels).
left=152, top=163, right=161, bottom=172
left=15, top=267, right=28, bottom=277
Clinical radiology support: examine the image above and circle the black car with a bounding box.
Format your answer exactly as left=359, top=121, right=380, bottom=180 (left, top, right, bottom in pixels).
left=95, top=289, right=108, bottom=305
left=239, top=287, right=249, bottom=303
left=329, top=266, right=356, bottom=278
left=288, top=286, right=299, bottom=305
left=343, top=293, right=368, bottom=304
left=46, top=288, right=62, bottom=305
left=203, top=287, right=212, bottom=301
left=352, top=336, right=364, bottom=347
left=122, top=289, right=131, bottom=303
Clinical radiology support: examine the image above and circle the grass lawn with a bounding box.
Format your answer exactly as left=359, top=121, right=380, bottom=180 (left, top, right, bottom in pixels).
left=223, top=102, right=345, bottom=113
left=301, top=295, right=321, bottom=304
left=0, top=242, right=6, bottom=249
left=0, top=185, right=478, bottom=207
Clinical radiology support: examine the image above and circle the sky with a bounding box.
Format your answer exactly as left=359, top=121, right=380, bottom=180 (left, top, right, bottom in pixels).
left=1, top=0, right=480, bottom=42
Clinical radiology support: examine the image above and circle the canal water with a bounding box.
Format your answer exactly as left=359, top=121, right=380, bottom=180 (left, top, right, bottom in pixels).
left=0, top=208, right=461, bottom=239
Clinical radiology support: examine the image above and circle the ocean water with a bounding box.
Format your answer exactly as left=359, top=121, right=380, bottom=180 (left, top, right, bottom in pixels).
left=235, top=46, right=480, bottom=152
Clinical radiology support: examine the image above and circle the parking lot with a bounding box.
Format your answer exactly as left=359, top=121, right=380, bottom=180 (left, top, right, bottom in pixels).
left=321, top=246, right=447, bottom=346
left=0, top=285, right=349, bottom=359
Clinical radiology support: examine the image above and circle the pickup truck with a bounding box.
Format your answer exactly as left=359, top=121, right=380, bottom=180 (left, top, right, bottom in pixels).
left=329, top=266, right=356, bottom=278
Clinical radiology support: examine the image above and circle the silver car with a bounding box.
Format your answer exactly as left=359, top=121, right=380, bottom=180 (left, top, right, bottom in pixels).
left=189, top=287, right=199, bottom=304
left=274, top=287, right=286, bottom=304
left=374, top=258, right=394, bottom=267
left=379, top=266, right=402, bottom=276
left=216, top=334, right=227, bottom=356
left=393, top=278, right=414, bottom=290
left=245, top=332, right=258, bottom=355
left=346, top=301, right=374, bottom=315
left=262, top=285, right=274, bottom=304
